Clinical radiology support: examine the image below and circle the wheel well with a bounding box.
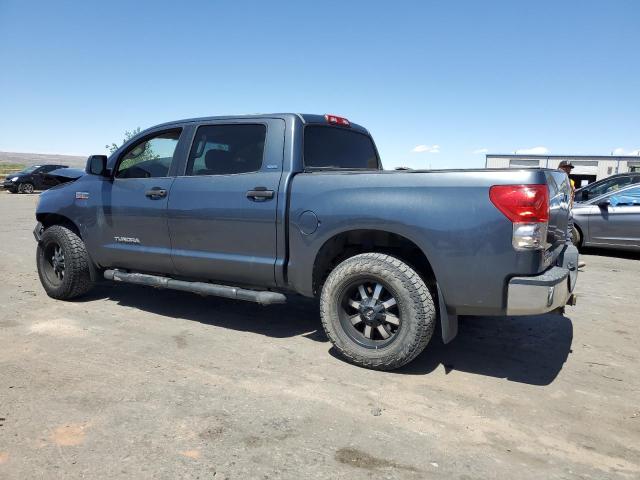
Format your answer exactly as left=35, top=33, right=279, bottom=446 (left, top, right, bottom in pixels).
left=312, top=230, right=436, bottom=295
left=36, top=213, right=81, bottom=238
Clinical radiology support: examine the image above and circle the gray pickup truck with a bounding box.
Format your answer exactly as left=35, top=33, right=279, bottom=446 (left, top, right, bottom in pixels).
left=33, top=113, right=579, bottom=370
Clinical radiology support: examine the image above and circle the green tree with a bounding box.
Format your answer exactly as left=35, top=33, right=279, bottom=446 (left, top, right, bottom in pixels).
left=105, top=127, right=142, bottom=154
left=105, top=127, right=159, bottom=171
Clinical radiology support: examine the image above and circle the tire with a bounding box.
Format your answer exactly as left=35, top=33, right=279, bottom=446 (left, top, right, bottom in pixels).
left=18, top=182, right=34, bottom=194
left=571, top=225, right=582, bottom=247
left=36, top=225, right=94, bottom=300
left=320, top=253, right=435, bottom=370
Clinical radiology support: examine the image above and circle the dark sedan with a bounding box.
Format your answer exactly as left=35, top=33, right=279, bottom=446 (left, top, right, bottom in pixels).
left=3, top=164, right=68, bottom=193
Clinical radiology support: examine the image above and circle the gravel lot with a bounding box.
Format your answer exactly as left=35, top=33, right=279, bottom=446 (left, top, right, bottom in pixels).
left=1, top=190, right=639, bottom=479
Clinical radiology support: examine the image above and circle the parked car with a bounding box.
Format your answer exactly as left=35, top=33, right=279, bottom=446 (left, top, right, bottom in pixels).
left=3, top=164, right=69, bottom=193
left=574, top=172, right=640, bottom=202
left=32, top=113, right=579, bottom=370
left=572, top=183, right=640, bottom=250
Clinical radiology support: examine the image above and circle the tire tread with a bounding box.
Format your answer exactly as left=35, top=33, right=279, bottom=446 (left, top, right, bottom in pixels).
left=37, top=225, right=93, bottom=300
left=320, top=253, right=435, bottom=370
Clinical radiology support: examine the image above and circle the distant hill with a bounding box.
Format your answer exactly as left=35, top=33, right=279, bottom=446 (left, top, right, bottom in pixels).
left=0, top=151, right=87, bottom=169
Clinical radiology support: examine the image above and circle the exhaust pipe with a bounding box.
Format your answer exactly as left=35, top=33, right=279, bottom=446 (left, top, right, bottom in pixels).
left=104, top=269, right=286, bottom=306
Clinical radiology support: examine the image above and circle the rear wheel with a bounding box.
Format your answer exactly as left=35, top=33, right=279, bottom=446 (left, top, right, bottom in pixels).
left=18, top=182, right=34, bottom=194
left=320, top=253, right=435, bottom=370
left=36, top=225, right=94, bottom=299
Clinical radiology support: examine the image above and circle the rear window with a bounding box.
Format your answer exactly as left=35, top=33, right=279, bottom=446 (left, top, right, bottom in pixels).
left=304, top=126, right=379, bottom=169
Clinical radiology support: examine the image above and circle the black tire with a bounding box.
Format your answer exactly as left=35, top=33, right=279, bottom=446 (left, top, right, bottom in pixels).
left=18, top=182, right=34, bottom=194
left=320, top=253, right=435, bottom=370
left=36, top=225, right=94, bottom=300
left=571, top=225, right=582, bottom=247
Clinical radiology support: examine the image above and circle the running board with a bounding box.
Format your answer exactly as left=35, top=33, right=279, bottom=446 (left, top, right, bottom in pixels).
left=103, top=269, right=287, bottom=306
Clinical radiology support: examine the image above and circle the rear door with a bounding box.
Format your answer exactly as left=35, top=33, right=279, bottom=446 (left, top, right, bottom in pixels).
left=588, top=186, right=640, bottom=248
left=93, top=128, right=183, bottom=273
left=167, top=119, right=285, bottom=286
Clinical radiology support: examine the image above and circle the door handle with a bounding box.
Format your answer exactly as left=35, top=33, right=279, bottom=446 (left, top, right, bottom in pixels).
left=145, top=188, right=167, bottom=199
left=246, top=187, right=274, bottom=201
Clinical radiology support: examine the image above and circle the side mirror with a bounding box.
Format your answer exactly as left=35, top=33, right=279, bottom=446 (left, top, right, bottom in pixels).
left=86, top=155, right=109, bottom=176
left=596, top=199, right=609, bottom=208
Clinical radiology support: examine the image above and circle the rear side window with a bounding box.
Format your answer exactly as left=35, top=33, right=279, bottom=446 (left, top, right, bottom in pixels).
left=304, top=126, right=379, bottom=169
left=186, top=124, right=266, bottom=176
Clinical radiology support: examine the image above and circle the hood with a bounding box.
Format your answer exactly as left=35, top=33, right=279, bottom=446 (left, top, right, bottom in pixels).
left=45, top=168, right=85, bottom=182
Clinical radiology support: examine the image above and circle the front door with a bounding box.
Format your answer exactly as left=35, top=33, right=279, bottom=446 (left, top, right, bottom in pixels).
left=588, top=186, right=640, bottom=248
left=167, top=119, right=285, bottom=287
left=94, top=129, right=183, bottom=273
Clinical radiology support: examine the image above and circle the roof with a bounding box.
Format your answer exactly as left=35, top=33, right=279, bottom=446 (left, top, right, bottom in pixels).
left=149, top=113, right=370, bottom=135
left=486, top=154, right=640, bottom=161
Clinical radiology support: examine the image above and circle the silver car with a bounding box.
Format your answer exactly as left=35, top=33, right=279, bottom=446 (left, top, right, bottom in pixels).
left=572, top=183, right=640, bottom=250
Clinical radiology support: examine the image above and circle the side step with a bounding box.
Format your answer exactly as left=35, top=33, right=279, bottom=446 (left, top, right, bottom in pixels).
left=103, top=269, right=287, bottom=306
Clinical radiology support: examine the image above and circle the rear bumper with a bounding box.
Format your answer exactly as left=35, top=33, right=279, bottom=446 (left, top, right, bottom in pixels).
left=506, top=244, right=579, bottom=315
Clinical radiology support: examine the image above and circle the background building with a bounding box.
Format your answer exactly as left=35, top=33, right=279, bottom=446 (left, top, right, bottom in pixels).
left=485, top=154, right=640, bottom=188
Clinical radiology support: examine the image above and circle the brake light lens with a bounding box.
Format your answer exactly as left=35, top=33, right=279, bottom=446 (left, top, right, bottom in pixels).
left=489, top=185, right=549, bottom=223
left=325, top=114, right=350, bottom=127
left=490, top=184, right=550, bottom=250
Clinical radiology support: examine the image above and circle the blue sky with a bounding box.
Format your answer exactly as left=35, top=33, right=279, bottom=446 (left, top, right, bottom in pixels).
left=0, top=0, right=638, bottom=169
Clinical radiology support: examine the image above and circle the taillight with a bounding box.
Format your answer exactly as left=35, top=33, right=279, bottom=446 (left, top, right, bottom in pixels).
left=489, top=185, right=549, bottom=223
left=325, top=114, right=350, bottom=127
left=490, top=184, right=550, bottom=250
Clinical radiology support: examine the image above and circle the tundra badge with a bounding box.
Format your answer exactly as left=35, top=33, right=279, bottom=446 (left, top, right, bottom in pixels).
left=114, top=236, right=141, bottom=244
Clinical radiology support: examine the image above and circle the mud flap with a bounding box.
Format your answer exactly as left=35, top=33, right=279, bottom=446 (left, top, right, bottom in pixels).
left=560, top=244, right=579, bottom=292
left=437, top=284, right=458, bottom=344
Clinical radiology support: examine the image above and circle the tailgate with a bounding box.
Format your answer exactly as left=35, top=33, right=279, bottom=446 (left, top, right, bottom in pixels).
left=545, top=170, right=571, bottom=260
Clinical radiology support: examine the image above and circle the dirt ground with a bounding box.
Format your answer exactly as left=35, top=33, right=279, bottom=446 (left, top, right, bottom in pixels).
left=0, top=190, right=639, bottom=480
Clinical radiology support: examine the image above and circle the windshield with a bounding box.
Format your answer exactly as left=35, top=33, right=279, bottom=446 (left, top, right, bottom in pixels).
left=17, top=165, right=40, bottom=174
left=304, top=126, right=380, bottom=170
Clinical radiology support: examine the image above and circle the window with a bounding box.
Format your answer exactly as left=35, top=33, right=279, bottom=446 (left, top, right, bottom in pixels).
left=304, top=126, right=379, bottom=169
left=609, top=187, right=640, bottom=206
left=116, top=130, right=181, bottom=179
left=185, top=124, right=266, bottom=176
left=509, top=159, right=540, bottom=167
left=588, top=176, right=633, bottom=197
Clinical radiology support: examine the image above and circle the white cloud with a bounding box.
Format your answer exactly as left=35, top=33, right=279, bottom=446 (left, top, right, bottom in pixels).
left=612, top=147, right=640, bottom=156
left=411, top=144, right=440, bottom=153
left=473, top=148, right=489, bottom=154
left=515, top=146, right=549, bottom=155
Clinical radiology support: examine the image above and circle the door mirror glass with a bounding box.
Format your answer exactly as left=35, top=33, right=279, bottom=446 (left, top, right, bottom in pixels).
left=86, top=155, right=108, bottom=176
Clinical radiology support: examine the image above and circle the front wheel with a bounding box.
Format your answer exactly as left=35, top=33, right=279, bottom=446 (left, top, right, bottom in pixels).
left=36, top=225, right=94, bottom=300
left=18, top=182, right=34, bottom=194
left=320, top=253, right=435, bottom=370
left=571, top=225, right=582, bottom=247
